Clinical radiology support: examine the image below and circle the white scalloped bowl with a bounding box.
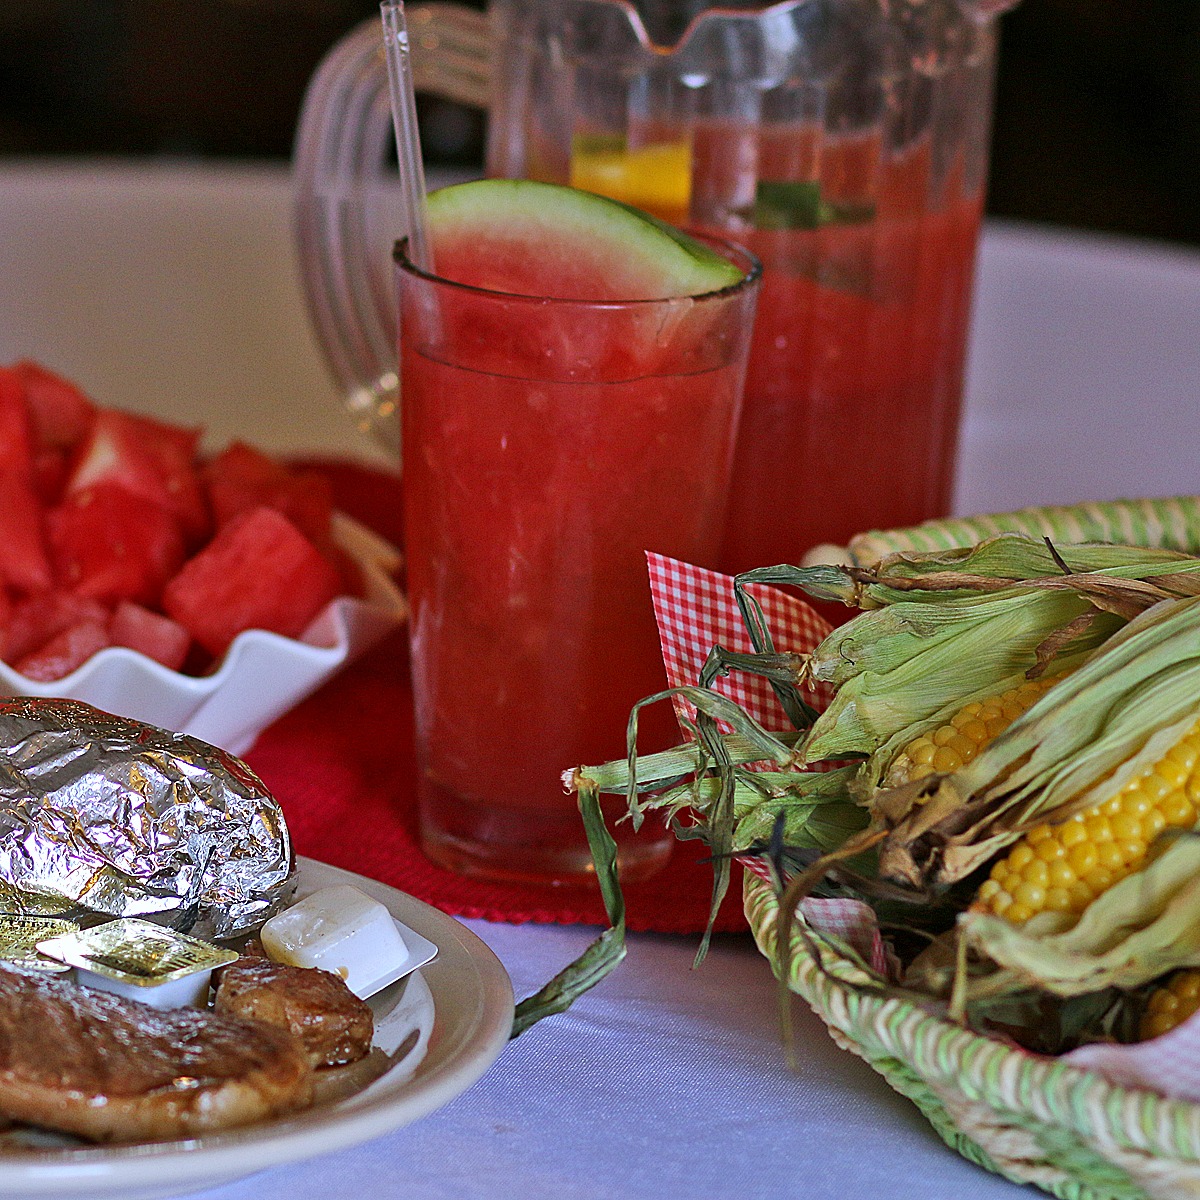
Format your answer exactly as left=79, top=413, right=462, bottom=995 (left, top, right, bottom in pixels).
left=0, top=513, right=407, bottom=756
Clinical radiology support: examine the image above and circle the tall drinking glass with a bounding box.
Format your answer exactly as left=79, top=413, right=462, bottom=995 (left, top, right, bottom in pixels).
left=397, top=235, right=760, bottom=884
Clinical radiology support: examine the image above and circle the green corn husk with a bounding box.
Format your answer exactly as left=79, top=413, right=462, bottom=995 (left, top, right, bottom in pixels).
left=802, top=588, right=1116, bottom=767
left=578, top=749, right=865, bottom=859
left=571, top=683, right=870, bottom=952
left=735, top=539, right=1200, bottom=784
left=875, top=593, right=1200, bottom=889
left=842, top=495, right=1200, bottom=567
left=794, top=533, right=1200, bottom=609
left=511, top=781, right=626, bottom=1037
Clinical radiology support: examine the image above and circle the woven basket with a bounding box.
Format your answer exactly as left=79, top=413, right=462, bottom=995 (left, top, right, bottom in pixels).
left=743, top=871, right=1200, bottom=1200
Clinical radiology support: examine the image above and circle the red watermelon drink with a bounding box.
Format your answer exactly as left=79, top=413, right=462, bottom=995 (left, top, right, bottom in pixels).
left=691, top=125, right=984, bottom=570
left=398, top=180, right=760, bottom=884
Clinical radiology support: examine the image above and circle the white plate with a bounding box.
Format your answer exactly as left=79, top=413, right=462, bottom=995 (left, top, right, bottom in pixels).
left=0, top=858, right=514, bottom=1200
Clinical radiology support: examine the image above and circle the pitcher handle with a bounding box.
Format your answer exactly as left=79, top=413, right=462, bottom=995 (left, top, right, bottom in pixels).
left=293, top=5, right=491, bottom=456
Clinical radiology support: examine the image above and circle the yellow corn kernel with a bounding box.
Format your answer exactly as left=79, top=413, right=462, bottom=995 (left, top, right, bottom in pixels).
left=1034, top=837, right=1066, bottom=862
left=977, top=717, right=1200, bottom=924
left=1156, top=758, right=1190, bottom=790
left=1047, top=859, right=1075, bottom=888
left=1144, top=808, right=1168, bottom=839
left=1008, top=844, right=1035, bottom=871
left=1140, top=970, right=1200, bottom=1040
left=1059, top=818, right=1088, bottom=849
left=886, top=675, right=1061, bottom=786
left=909, top=740, right=937, bottom=766
left=1066, top=841, right=1098, bottom=875
left=1162, top=791, right=1195, bottom=826
left=931, top=746, right=964, bottom=773
left=977, top=879, right=1002, bottom=903
left=1167, top=740, right=1200, bottom=772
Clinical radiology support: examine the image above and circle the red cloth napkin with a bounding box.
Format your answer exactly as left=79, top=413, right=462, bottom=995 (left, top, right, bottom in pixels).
left=246, top=460, right=747, bottom=935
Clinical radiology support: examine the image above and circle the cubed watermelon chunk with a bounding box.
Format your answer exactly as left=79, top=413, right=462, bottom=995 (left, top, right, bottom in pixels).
left=4, top=591, right=109, bottom=663
left=67, top=409, right=209, bottom=542
left=202, top=442, right=334, bottom=546
left=14, top=618, right=110, bottom=682
left=163, top=506, right=341, bottom=657
left=13, top=360, right=96, bottom=451
left=0, top=368, right=33, bottom=477
left=48, top=484, right=186, bottom=605
left=109, top=601, right=190, bottom=671
left=0, top=474, right=52, bottom=594
left=31, top=447, right=69, bottom=506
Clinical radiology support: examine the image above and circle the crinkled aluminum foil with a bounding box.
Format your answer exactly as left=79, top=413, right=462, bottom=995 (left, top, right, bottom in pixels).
left=0, top=698, right=295, bottom=939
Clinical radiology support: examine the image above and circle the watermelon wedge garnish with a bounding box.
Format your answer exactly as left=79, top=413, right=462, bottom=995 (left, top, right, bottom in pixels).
left=424, top=179, right=744, bottom=301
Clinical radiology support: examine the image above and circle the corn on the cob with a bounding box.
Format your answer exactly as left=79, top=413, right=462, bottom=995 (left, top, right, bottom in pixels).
left=1141, top=970, right=1200, bottom=1040
left=976, top=719, right=1200, bottom=924
left=886, top=677, right=1059, bottom=785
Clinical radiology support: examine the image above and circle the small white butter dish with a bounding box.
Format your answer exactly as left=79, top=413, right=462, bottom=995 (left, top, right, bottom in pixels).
left=261, top=884, right=438, bottom=999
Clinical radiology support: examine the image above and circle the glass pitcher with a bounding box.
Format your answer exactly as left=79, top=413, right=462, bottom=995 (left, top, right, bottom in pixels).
left=294, top=0, right=1017, bottom=564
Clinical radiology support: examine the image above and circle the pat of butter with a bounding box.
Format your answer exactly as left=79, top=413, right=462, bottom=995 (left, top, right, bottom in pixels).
left=77, top=967, right=215, bottom=1010
left=261, top=885, right=436, bottom=999
left=37, top=918, right=237, bottom=1009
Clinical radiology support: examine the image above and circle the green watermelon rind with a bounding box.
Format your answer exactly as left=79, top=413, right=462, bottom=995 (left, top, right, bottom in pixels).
left=425, top=179, right=745, bottom=299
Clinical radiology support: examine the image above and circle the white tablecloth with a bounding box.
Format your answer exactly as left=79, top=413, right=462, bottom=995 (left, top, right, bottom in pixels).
left=2, top=161, right=1200, bottom=1200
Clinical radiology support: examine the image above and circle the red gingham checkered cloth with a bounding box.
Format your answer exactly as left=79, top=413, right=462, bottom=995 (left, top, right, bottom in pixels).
left=647, top=552, right=834, bottom=731
left=646, top=553, right=894, bottom=970
left=742, top=858, right=892, bottom=977
left=1067, top=1015, right=1200, bottom=1101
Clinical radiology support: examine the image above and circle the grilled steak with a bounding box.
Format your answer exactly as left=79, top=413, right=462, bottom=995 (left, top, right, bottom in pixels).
left=0, top=967, right=312, bottom=1143
left=215, top=959, right=374, bottom=1068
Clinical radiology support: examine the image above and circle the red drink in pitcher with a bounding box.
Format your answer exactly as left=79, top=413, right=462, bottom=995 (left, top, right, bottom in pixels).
left=564, top=109, right=986, bottom=570
left=693, top=125, right=983, bottom=570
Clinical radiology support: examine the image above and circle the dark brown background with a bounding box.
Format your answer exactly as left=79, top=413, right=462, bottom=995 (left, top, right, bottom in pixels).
left=2, top=0, right=1197, bottom=246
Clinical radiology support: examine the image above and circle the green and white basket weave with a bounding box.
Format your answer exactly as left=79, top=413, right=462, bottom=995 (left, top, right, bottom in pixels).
left=744, top=872, right=1200, bottom=1200
left=834, top=496, right=1200, bottom=569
